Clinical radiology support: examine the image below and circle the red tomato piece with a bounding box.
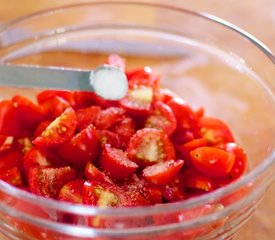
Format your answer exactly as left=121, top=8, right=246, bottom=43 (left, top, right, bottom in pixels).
left=145, top=101, right=177, bottom=136
left=218, top=142, right=247, bottom=181
left=15, top=137, right=33, bottom=154
left=127, top=128, right=175, bottom=166
left=51, top=96, right=71, bottom=118
left=33, top=107, right=77, bottom=147
left=111, top=117, right=136, bottom=149
left=181, top=168, right=213, bottom=192
left=76, top=106, right=101, bottom=131
left=29, top=166, right=76, bottom=199
left=198, top=117, right=235, bottom=144
left=58, top=179, right=85, bottom=203
left=0, top=149, right=23, bottom=172
left=100, top=145, right=138, bottom=180
left=161, top=174, right=185, bottom=202
left=37, top=90, right=75, bottom=107
left=95, top=107, right=126, bottom=130
left=166, top=97, right=197, bottom=130
left=106, top=54, right=126, bottom=71
left=0, top=100, right=21, bottom=136
left=12, top=95, right=47, bottom=130
left=34, top=121, right=51, bottom=138
left=0, top=135, right=13, bottom=152
left=120, top=174, right=162, bottom=205
left=177, top=138, right=208, bottom=165
left=0, top=166, right=23, bottom=186
left=82, top=181, right=131, bottom=207
left=190, top=147, right=235, bottom=178
left=84, top=162, right=113, bottom=184
left=143, top=159, right=184, bottom=185
left=97, top=130, right=120, bottom=148
left=23, top=147, right=53, bottom=179
left=56, top=124, right=100, bottom=166
left=155, top=88, right=179, bottom=103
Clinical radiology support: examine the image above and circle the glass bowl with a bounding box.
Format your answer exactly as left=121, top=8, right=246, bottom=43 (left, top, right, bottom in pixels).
left=0, top=1, right=274, bottom=240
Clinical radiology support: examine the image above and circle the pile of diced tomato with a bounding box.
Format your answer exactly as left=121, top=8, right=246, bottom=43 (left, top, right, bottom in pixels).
left=0, top=55, right=246, bottom=208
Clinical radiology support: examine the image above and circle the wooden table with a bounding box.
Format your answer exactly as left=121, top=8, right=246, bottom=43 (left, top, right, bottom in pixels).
left=0, top=1, right=274, bottom=239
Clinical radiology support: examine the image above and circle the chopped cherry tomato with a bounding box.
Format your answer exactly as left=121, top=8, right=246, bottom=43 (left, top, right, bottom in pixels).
left=85, top=162, right=113, bottom=184
left=190, top=147, right=235, bottom=178
left=127, top=128, right=175, bottom=166
left=15, top=137, right=33, bottom=154
left=29, top=166, right=76, bottom=199
left=100, top=145, right=138, bottom=180
left=0, top=166, right=23, bottom=186
left=198, top=117, right=234, bottom=144
left=0, top=149, right=23, bottom=172
left=12, top=95, right=47, bottom=130
left=34, top=121, right=51, bottom=137
left=0, top=135, right=13, bottom=152
left=143, top=159, right=184, bottom=185
left=0, top=100, right=21, bottom=136
left=95, top=107, right=126, bottom=130
left=217, top=142, right=247, bottom=182
left=50, top=96, right=71, bottom=118
left=182, top=168, right=213, bottom=192
left=56, top=124, right=100, bottom=166
left=58, top=179, right=85, bottom=203
left=145, top=101, right=177, bottom=136
left=161, top=174, right=185, bottom=202
left=33, top=107, right=77, bottom=147
left=97, top=130, right=120, bottom=148
left=37, top=90, right=75, bottom=107
left=111, top=117, right=136, bottom=149
left=156, top=88, right=179, bottom=103
left=76, top=106, right=101, bottom=131
left=82, top=181, right=130, bottom=207
left=106, top=54, right=126, bottom=71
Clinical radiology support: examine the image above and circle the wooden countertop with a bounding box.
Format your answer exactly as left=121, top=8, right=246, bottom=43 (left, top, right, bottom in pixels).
left=0, top=1, right=274, bottom=240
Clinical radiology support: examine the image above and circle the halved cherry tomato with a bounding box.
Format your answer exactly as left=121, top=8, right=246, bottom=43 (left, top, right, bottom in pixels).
left=51, top=96, right=71, bottom=118
left=197, top=117, right=234, bottom=144
left=145, top=101, right=177, bottom=136
left=181, top=168, right=213, bottom=192
left=0, top=100, right=21, bottom=136
left=82, top=180, right=130, bottom=207
left=37, top=90, right=75, bottom=107
left=0, top=166, right=23, bottom=186
left=56, top=124, right=100, bottom=166
left=12, top=95, right=47, bottom=130
left=33, top=107, right=77, bottom=147
left=76, top=106, right=101, bottom=131
left=143, top=159, right=184, bottom=185
left=100, top=145, right=138, bottom=180
left=111, top=117, right=136, bottom=149
left=155, top=88, right=179, bottom=104
left=190, top=147, right=235, bottom=178
left=0, top=135, right=13, bottom=152
left=0, top=149, right=23, bottom=172
left=161, top=173, right=185, bottom=202
left=58, top=179, right=85, bottom=203
left=85, top=162, right=113, bottom=184
left=127, top=128, right=175, bottom=166
left=95, top=107, right=125, bottom=130
left=34, top=121, right=51, bottom=137
left=29, top=166, right=76, bottom=199
left=97, top=130, right=120, bottom=148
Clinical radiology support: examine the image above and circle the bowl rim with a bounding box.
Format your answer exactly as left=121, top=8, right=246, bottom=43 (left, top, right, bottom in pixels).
left=0, top=0, right=274, bottom=222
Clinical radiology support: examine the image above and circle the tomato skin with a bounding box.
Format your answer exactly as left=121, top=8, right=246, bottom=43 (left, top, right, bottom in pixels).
left=85, top=162, right=113, bottom=184
left=111, top=117, right=136, bottom=149
left=12, top=95, right=47, bottom=130
left=33, top=107, right=77, bottom=147
left=217, top=143, right=247, bottom=182
left=0, top=100, right=21, bottom=136
left=190, top=147, right=235, bottom=178
left=0, top=149, right=23, bottom=172
left=58, top=179, right=85, bottom=203
left=145, top=101, right=177, bottom=136
left=76, top=106, right=101, bottom=131
left=56, top=124, right=100, bottom=166
left=181, top=168, right=213, bottom=192
left=100, top=145, right=138, bottom=180
left=143, top=159, right=184, bottom=185
left=127, top=128, right=175, bottom=166
left=29, top=166, right=76, bottom=199
left=95, top=107, right=126, bottom=130
left=198, top=117, right=234, bottom=144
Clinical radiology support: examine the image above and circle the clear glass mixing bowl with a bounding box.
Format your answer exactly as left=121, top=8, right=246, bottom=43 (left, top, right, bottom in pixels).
left=0, top=1, right=274, bottom=240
